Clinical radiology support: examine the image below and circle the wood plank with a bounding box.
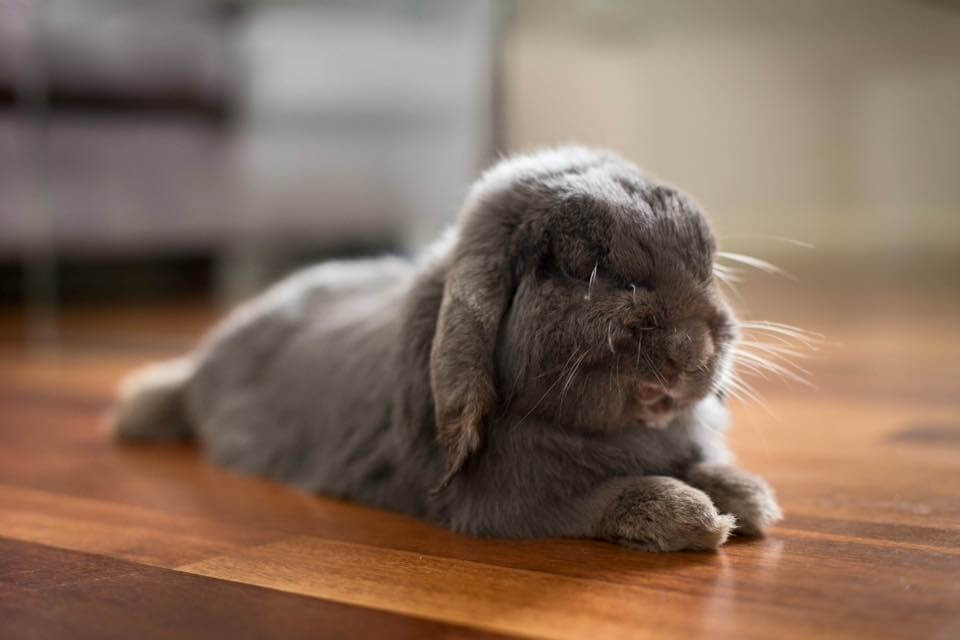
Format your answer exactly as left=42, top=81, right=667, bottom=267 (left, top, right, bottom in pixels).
left=3, top=474, right=958, bottom=621
left=178, top=534, right=960, bottom=640
left=0, top=538, right=510, bottom=640
left=0, top=484, right=284, bottom=567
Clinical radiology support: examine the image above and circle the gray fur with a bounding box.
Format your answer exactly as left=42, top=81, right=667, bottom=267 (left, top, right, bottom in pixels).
left=687, top=463, right=783, bottom=536
left=111, top=146, right=781, bottom=550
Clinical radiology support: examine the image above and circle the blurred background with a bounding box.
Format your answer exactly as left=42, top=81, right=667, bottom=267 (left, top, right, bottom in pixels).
left=2, top=6, right=958, bottom=630
left=1, top=0, right=958, bottom=343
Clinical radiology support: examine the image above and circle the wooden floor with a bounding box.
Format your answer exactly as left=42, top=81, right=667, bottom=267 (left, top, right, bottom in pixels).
left=1, top=271, right=958, bottom=639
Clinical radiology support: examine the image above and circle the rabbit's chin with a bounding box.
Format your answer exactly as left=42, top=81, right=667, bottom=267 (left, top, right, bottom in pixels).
left=632, top=387, right=708, bottom=429
left=628, top=370, right=722, bottom=429
left=641, top=413, right=676, bottom=430
left=635, top=404, right=677, bottom=430
left=630, top=395, right=674, bottom=429
left=631, top=382, right=681, bottom=429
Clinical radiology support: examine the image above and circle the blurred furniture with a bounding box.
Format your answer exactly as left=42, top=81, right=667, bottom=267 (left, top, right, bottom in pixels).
left=0, top=0, right=497, bottom=300
left=0, top=1, right=242, bottom=259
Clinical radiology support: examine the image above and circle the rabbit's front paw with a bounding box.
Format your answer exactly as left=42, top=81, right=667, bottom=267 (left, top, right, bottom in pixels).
left=687, top=463, right=782, bottom=536
left=601, top=476, right=735, bottom=551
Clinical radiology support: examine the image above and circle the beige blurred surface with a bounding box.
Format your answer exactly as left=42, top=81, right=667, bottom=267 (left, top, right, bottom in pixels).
left=503, top=0, right=960, bottom=259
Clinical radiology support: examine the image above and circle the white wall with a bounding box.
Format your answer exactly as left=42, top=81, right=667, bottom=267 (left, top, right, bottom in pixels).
left=503, top=0, right=960, bottom=257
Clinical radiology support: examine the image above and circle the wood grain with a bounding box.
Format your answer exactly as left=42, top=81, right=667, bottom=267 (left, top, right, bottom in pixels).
left=0, top=277, right=958, bottom=639
left=177, top=534, right=959, bottom=640
left=0, top=539, right=507, bottom=640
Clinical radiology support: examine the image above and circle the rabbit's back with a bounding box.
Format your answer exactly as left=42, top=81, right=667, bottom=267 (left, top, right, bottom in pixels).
left=184, top=257, right=414, bottom=490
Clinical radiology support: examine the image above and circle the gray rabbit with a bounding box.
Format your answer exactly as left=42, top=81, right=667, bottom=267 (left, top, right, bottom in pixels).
left=110, top=147, right=781, bottom=551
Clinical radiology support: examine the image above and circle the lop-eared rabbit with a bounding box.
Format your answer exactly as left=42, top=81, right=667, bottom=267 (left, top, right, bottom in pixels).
left=111, top=147, right=781, bottom=551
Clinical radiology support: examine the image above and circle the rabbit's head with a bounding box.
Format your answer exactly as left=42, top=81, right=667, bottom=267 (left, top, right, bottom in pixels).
left=430, top=148, right=738, bottom=484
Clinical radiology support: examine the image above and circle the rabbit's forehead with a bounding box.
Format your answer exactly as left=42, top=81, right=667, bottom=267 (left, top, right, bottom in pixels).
left=543, top=211, right=712, bottom=284
left=526, top=167, right=715, bottom=276
left=616, top=207, right=713, bottom=247
left=611, top=233, right=707, bottom=281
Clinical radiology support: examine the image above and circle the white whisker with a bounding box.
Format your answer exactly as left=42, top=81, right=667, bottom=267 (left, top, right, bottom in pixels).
left=723, top=376, right=777, bottom=447
left=537, top=348, right=580, bottom=379
left=716, top=251, right=797, bottom=282
left=725, top=375, right=779, bottom=421
left=584, top=262, right=598, bottom=301
left=718, top=234, right=815, bottom=249
left=731, top=358, right=773, bottom=379
left=712, top=263, right=744, bottom=283
left=558, top=351, right=589, bottom=411
left=640, top=349, right=668, bottom=389
left=734, top=349, right=815, bottom=387
left=518, top=348, right=582, bottom=427
left=740, top=321, right=823, bottom=349
left=736, top=347, right=811, bottom=376
left=738, top=340, right=810, bottom=360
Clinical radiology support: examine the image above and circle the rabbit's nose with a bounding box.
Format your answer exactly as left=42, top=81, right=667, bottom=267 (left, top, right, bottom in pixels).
left=665, top=321, right=715, bottom=373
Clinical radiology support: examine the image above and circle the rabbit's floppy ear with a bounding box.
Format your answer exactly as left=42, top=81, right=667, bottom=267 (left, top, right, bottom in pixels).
left=430, top=213, right=516, bottom=488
